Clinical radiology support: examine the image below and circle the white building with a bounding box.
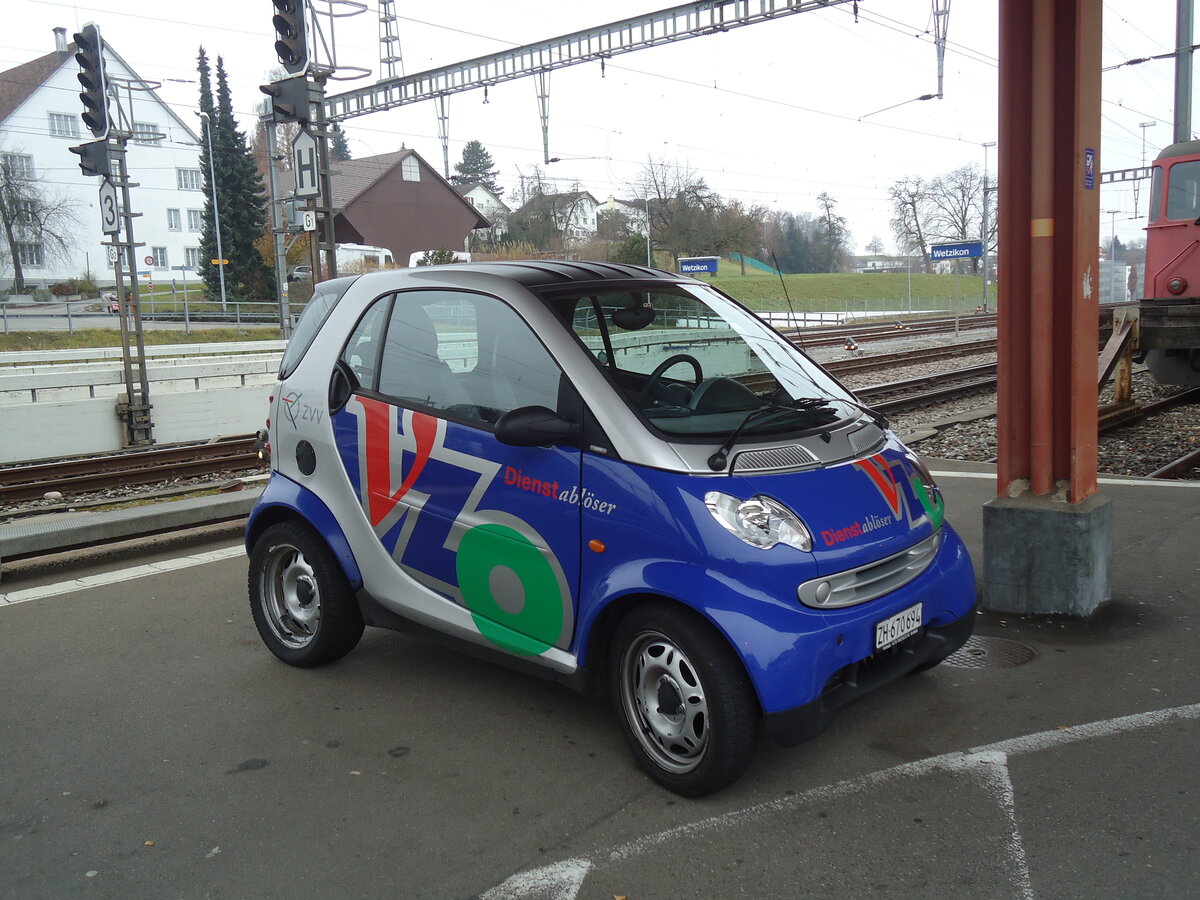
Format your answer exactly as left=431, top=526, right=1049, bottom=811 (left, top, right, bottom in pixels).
left=0, top=27, right=204, bottom=291
left=455, top=182, right=510, bottom=241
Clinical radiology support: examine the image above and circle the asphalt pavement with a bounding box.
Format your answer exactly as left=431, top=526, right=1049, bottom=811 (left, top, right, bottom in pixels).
left=0, top=461, right=1197, bottom=899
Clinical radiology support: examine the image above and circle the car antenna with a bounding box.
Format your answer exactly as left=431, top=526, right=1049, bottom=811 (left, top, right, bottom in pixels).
left=771, top=253, right=804, bottom=348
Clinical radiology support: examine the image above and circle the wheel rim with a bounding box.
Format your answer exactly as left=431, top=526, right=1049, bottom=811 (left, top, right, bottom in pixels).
left=619, top=630, right=709, bottom=774
left=259, top=541, right=321, bottom=648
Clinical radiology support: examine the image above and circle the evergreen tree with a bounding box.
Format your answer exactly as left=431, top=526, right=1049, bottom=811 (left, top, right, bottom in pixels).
left=215, top=57, right=274, bottom=301
left=196, top=47, right=221, bottom=301
left=450, top=140, right=502, bottom=196
left=330, top=126, right=351, bottom=161
left=196, top=48, right=275, bottom=304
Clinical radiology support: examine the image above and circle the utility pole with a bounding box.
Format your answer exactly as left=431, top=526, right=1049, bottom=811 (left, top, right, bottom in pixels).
left=1175, top=0, right=1194, bottom=143
left=982, top=141, right=996, bottom=312
left=263, top=115, right=289, bottom=333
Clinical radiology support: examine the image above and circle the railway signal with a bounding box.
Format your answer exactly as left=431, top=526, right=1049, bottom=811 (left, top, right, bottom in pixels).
left=271, top=0, right=308, bottom=75
left=73, top=23, right=110, bottom=139
left=260, top=76, right=312, bottom=124
left=68, top=139, right=111, bottom=177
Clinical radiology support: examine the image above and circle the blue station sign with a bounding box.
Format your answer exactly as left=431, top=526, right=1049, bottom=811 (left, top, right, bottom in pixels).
left=678, top=256, right=719, bottom=274
left=930, top=241, right=983, bottom=260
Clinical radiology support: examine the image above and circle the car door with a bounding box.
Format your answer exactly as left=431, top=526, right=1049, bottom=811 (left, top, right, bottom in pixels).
left=330, top=288, right=582, bottom=658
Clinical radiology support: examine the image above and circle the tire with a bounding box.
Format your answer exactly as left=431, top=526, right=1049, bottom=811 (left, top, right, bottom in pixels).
left=609, top=602, right=758, bottom=797
left=248, top=520, right=364, bottom=667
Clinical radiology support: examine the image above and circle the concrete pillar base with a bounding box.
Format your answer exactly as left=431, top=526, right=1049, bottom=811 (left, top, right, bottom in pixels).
left=982, top=492, right=1112, bottom=616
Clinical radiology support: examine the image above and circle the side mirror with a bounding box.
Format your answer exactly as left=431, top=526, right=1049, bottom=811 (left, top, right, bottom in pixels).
left=494, top=405, right=580, bottom=446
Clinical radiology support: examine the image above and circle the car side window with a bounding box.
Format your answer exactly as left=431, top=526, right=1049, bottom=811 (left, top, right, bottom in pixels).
left=340, top=298, right=390, bottom=389
left=375, top=290, right=563, bottom=426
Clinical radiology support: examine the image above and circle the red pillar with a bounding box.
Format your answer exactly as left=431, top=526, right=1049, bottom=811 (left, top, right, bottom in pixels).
left=985, top=0, right=1111, bottom=616
left=996, top=0, right=1100, bottom=502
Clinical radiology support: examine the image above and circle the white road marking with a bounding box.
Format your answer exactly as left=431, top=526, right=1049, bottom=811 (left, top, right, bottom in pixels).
left=481, top=702, right=1200, bottom=900
left=0, top=545, right=244, bottom=607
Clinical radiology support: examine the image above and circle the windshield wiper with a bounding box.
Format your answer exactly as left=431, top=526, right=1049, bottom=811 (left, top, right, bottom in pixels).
left=707, top=398, right=829, bottom=472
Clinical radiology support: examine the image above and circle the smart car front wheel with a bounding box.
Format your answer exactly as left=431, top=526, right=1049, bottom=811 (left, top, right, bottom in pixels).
left=249, top=520, right=364, bottom=667
left=610, top=603, right=758, bottom=797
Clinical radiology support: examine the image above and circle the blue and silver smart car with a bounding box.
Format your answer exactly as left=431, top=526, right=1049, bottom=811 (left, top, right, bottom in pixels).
left=246, top=261, right=976, bottom=796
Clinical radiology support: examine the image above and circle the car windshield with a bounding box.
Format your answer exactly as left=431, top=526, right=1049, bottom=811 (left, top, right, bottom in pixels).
left=553, top=282, right=858, bottom=439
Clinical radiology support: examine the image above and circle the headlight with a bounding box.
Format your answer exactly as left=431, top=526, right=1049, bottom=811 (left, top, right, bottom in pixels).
left=903, top=448, right=939, bottom=496
left=704, top=492, right=813, bottom=551
left=903, top=448, right=945, bottom=527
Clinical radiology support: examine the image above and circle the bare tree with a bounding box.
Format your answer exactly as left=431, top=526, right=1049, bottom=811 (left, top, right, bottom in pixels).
left=815, top=192, right=851, bottom=272
left=889, top=176, right=933, bottom=272
left=927, top=165, right=984, bottom=272
left=0, top=145, right=80, bottom=293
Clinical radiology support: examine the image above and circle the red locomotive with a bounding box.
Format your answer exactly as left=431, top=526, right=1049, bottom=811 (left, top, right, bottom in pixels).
left=1141, top=140, right=1200, bottom=386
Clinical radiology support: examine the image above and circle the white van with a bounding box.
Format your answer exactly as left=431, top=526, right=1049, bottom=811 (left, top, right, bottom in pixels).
left=336, top=244, right=395, bottom=272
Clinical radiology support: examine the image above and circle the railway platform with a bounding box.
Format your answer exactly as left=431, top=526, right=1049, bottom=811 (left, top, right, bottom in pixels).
left=0, top=462, right=1196, bottom=898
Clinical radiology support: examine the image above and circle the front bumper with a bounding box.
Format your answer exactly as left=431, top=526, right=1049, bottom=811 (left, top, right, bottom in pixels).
left=763, top=610, right=975, bottom=747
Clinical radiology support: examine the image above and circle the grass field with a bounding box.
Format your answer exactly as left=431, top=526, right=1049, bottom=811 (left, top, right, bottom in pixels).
left=0, top=327, right=283, bottom=353
left=707, top=258, right=987, bottom=312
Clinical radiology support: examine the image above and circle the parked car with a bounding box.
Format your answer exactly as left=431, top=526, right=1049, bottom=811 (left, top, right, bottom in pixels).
left=288, top=265, right=313, bottom=283
left=245, top=261, right=976, bottom=796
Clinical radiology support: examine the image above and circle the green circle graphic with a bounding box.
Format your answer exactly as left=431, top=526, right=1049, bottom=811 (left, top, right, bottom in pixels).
left=456, top=523, right=564, bottom=656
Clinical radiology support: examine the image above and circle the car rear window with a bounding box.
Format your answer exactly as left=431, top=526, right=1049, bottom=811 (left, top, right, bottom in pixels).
left=279, top=278, right=356, bottom=377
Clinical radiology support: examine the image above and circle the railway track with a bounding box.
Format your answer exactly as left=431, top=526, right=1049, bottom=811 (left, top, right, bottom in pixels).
left=855, top=364, right=998, bottom=413
left=0, top=436, right=264, bottom=505
left=780, top=313, right=997, bottom=349
left=821, top=339, right=997, bottom=376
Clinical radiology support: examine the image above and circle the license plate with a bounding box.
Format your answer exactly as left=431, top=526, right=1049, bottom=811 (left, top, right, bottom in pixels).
left=875, top=602, right=923, bottom=651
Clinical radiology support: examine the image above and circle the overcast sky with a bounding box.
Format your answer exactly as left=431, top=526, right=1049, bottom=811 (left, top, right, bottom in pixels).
left=2, top=0, right=1193, bottom=253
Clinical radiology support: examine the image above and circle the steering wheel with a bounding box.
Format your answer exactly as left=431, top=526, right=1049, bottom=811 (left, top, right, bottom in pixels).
left=638, top=354, right=704, bottom=406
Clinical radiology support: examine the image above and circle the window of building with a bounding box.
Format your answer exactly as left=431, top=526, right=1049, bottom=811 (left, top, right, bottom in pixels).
left=1, top=154, right=35, bottom=179
left=151, top=247, right=168, bottom=268
left=48, top=112, right=79, bottom=138
left=187, top=209, right=204, bottom=232
left=167, top=208, right=182, bottom=231
left=177, top=168, right=203, bottom=191
left=401, top=157, right=420, bottom=181
left=17, top=199, right=37, bottom=224
left=131, top=122, right=160, bottom=144
left=185, top=247, right=201, bottom=269
left=17, top=243, right=45, bottom=267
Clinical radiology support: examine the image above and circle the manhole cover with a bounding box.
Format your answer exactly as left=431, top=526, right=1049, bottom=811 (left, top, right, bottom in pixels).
left=942, top=635, right=1037, bottom=669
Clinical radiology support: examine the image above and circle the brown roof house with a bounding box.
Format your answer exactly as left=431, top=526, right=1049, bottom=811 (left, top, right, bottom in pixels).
left=283, top=148, right=490, bottom=266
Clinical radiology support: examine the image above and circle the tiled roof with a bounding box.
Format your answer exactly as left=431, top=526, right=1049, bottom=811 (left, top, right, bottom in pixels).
left=327, top=149, right=410, bottom=207
left=0, top=46, right=73, bottom=127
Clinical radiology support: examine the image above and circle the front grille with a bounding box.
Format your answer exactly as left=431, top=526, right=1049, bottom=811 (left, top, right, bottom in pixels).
left=797, top=529, right=943, bottom=608
left=731, top=443, right=819, bottom=473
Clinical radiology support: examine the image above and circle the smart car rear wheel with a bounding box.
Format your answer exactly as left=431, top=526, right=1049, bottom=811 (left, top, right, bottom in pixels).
left=610, top=603, right=758, bottom=797
left=249, top=520, right=364, bottom=667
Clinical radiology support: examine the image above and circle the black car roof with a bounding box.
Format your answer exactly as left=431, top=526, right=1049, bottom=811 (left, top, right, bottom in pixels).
left=415, top=259, right=680, bottom=288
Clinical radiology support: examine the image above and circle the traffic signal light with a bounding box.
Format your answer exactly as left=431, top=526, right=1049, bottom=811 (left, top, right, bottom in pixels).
left=72, top=23, right=110, bottom=139
left=260, top=76, right=312, bottom=124
left=272, top=0, right=308, bottom=75
left=68, top=139, right=111, bottom=177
